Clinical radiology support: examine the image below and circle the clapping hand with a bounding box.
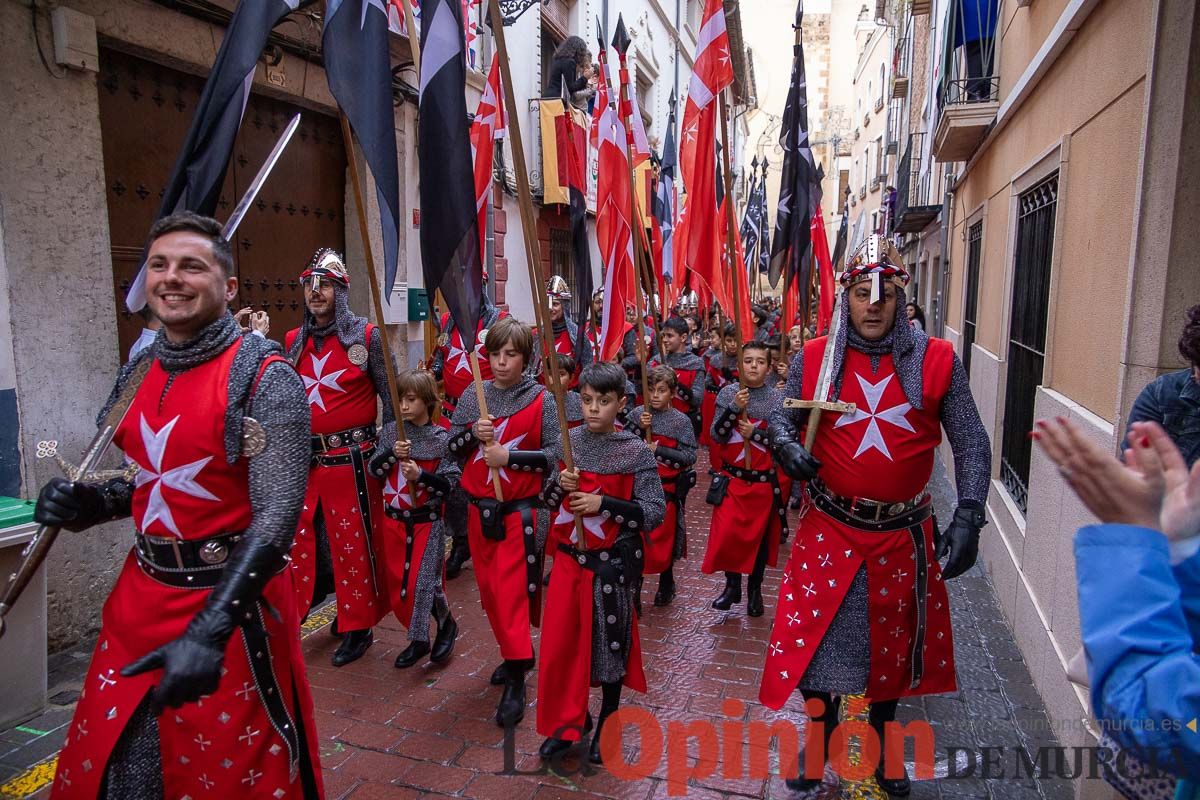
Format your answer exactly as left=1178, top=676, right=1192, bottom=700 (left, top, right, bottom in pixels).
left=1034, top=417, right=1200, bottom=539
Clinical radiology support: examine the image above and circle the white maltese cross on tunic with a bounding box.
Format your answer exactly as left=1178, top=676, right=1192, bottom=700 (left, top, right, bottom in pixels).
left=833, top=373, right=914, bottom=460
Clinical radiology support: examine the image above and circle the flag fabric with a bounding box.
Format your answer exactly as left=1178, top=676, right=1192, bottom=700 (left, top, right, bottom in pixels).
left=740, top=164, right=761, bottom=278
left=416, top=0, right=482, bottom=335
left=813, top=205, right=835, bottom=334
left=325, top=0, right=403, bottom=301
left=387, top=0, right=420, bottom=35
left=595, top=94, right=637, bottom=361
left=722, top=197, right=756, bottom=342
left=589, top=18, right=612, bottom=150
left=830, top=197, right=850, bottom=270
left=557, top=94, right=594, bottom=361
left=757, top=164, right=771, bottom=274
left=768, top=0, right=820, bottom=317
left=125, top=0, right=300, bottom=311
left=470, top=55, right=506, bottom=262
left=678, top=0, right=735, bottom=323
left=539, top=101, right=589, bottom=206
left=613, top=17, right=654, bottom=231
left=655, top=93, right=678, bottom=289
left=499, top=0, right=540, bottom=24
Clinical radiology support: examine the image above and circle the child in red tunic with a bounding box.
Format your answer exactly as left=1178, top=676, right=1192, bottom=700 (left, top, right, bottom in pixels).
left=369, top=370, right=461, bottom=669
left=703, top=341, right=791, bottom=617
left=625, top=364, right=698, bottom=607
left=536, top=362, right=666, bottom=764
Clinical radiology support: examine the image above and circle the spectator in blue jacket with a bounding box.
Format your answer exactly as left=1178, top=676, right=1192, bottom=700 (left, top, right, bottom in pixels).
left=1126, top=304, right=1200, bottom=467
left=1036, top=417, right=1200, bottom=797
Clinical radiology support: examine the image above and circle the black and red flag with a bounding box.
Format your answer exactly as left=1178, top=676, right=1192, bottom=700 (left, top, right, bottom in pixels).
left=324, top=0, right=403, bottom=301
left=416, top=0, right=483, bottom=335
left=125, top=0, right=301, bottom=311
left=769, top=0, right=820, bottom=317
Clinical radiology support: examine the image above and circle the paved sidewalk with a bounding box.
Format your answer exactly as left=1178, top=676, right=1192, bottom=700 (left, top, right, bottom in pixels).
left=1, top=453, right=1082, bottom=799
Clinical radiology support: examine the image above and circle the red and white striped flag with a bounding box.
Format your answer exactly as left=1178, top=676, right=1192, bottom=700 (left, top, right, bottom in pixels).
left=469, top=56, right=506, bottom=260
left=595, top=101, right=636, bottom=361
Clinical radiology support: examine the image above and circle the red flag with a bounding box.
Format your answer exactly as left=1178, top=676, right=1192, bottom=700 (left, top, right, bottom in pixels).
left=470, top=57, right=506, bottom=259
left=590, top=46, right=612, bottom=151
left=678, top=0, right=734, bottom=324
left=596, top=101, right=636, bottom=361
left=812, top=205, right=835, bottom=334
left=722, top=198, right=755, bottom=341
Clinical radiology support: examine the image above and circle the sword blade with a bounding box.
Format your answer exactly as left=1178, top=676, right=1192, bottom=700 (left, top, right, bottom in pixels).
left=812, top=288, right=844, bottom=404
left=221, top=113, right=301, bottom=241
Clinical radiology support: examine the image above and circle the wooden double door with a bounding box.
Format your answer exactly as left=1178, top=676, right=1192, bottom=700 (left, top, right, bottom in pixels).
left=97, top=48, right=347, bottom=358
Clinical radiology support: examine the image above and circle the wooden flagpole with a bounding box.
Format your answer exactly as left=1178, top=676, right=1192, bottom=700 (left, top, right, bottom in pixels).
left=486, top=0, right=584, bottom=545
left=338, top=112, right=407, bottom=447
left=717, top=93, right=751, bottom=466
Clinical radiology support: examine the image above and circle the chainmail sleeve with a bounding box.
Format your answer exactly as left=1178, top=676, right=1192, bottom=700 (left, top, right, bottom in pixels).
left=770, top=349, right=810, bottom=435
left=940, top=352, right=991, bottom=505
left=711, top=385, right=740, bottom=444
left=245, top=361, right=312, bottom=552
left=632, top=451, right=666, bottom=533
left=539, top=391, right=563, bottom=481
left=367, top=327, right=398, bottom=451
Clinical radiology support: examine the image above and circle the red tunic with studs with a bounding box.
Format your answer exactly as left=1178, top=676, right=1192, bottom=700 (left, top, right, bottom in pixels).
left=286, top=325, right=386, bottom=630
left=52, top=343, right=322, bottom=800
left=380, top=447, right=443, bottom=629
left=759, top=337, right=958, bottom=708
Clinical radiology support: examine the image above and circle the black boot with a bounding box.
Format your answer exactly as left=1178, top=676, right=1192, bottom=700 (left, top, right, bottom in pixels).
left=393, top=640, right=430, bottom=668
left=430, top=614, right=458, bottom=664
left=538, top=713, right=592, bottom=760
left=445, top=543, right=471, bottom=580
left=589, top=682, right=622, bottom=764
left=489, top=663, right=507, bottom=685
left=874, top=764, right=911, bottom=797
left=746, top=579, right=764, bottom=617
left=786, top=690, right=839, bottom=792
left=495, top=659, right=533, bottom=728
left=869, top=699, right=910, bottom=796
left=711, top=573, right=742, bottom=610
left=332, top=628, right=373, bottom=667
left=653, top=568, right=676, bottom=607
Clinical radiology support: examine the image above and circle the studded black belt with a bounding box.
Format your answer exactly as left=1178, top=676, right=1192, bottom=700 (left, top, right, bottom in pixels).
left=134, top=531, right=285, bottom=589
left=311, top=423, right=377, bottom=454
left=385, top=505, right=439, bottom=525
left=809, top=478, right=928, bottom=528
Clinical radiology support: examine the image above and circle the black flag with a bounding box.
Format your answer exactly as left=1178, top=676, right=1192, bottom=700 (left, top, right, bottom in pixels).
left=831, top=196, right=850, bottom=270
left=324, top=0, right=402, bottom=300
left=125, top=0, right=301, bottom=311
left=740, top=160, right=760, bottom=276
left=757, top=160, right=771, bottom=274
left=768, top=0, right=819, bottom=307
left=417, top=0, right=483, bottom=336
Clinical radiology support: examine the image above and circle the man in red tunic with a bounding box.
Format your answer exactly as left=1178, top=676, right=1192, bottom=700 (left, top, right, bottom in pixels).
left=764, top=235, right=991, bottom=795
left=445, top=317, right=561, bottom=727
left=544, top=276, right=591, bottom=390
left=286, top=249, right=393, bottom=666
left=35, top=212, right=322, bottom=799
left=432, top=286, right=507, bottom=579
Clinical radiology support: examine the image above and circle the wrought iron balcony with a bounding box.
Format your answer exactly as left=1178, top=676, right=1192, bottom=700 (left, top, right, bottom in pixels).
left=932, top=76, right=999, bottom=162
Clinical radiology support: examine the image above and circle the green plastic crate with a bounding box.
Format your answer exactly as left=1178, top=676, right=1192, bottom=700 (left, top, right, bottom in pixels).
left=0, top=497, right=36, bottom=528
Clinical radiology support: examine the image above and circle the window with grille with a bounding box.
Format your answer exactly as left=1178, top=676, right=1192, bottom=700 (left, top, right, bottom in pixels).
left=1000, top=174, right=1058, bottom=515
left=549, top=227, right=574, bottom=296
left=962, top=221, right=983, bottom=376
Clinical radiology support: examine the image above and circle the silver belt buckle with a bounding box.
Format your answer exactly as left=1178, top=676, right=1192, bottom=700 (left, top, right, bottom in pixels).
left=328, top=434, right=344, bottom=448
left=199, top=539, right=229, bottom=565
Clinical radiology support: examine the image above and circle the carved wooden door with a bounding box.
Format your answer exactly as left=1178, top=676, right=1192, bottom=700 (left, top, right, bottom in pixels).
left=98, top=48, right=346, bottom=358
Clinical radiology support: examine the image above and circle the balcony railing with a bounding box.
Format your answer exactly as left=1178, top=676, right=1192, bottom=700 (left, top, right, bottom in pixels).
left=885, top=97, right=904, bottom=154
left=891, top=37, right=910, bottom=100
left=932, top=75, right=999, bottom=162
left=892, top=132, right=942, bottom=234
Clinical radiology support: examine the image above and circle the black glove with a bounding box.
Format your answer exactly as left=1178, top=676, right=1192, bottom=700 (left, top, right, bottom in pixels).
left=768, top=422, right=821, bottom=482
left=368, top=446, right=398, bottom=478
left=937, top=500, right=986, bottom=581
left=122, top=536, right=286, bottom=712
left=35, top=477, right=106, bottom=532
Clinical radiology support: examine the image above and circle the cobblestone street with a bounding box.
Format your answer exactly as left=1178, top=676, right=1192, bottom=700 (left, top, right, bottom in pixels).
left=1, top=452, right=1086, bottom=799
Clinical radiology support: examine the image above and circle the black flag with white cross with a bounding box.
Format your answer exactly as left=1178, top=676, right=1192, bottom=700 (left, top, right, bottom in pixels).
left=324, top=0, right=403, bottom=300
left=768, top=0, right=820, bottom=299
left=418, top=0, right=483, bottom=336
